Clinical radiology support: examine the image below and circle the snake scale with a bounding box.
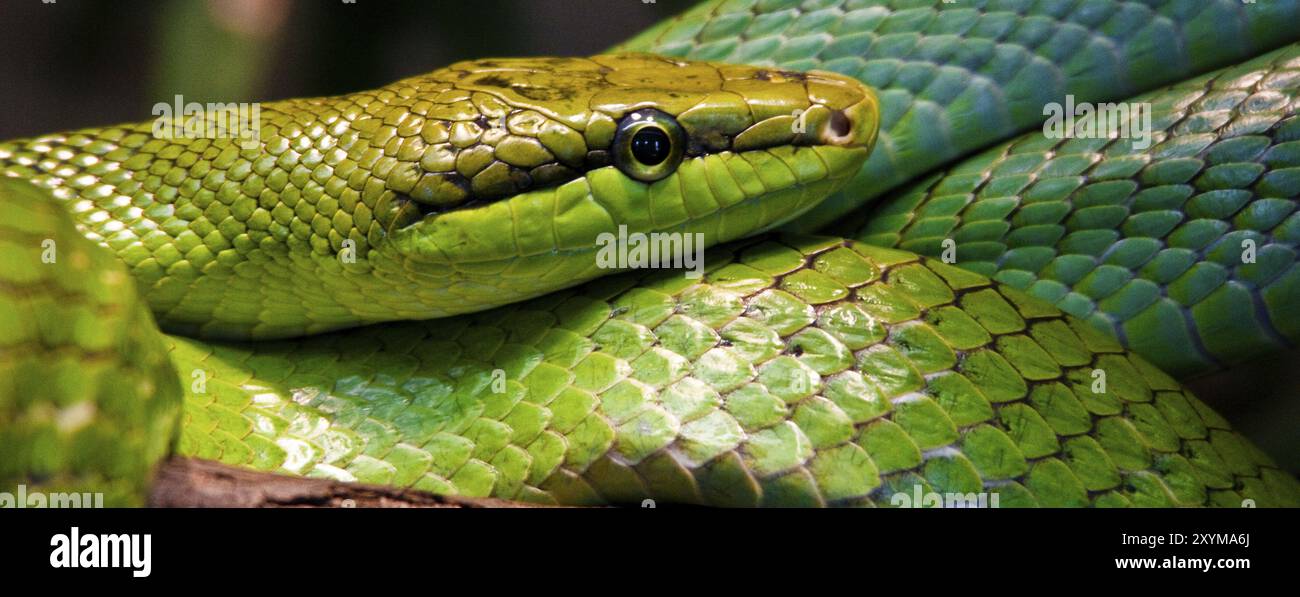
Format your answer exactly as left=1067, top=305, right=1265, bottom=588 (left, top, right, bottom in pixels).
left=2, top=0, right=1299, bottom=507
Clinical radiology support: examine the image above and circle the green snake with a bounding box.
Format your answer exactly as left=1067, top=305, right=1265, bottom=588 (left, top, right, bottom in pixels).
left=3, top=0, right=1299, bottom=507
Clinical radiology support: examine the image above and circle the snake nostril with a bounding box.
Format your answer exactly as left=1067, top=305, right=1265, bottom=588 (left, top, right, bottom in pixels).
left=826, top=109, right=852, bottom=142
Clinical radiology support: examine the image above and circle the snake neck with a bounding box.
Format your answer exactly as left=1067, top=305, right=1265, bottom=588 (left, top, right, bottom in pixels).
left=0, top=92, right=453, bottom=339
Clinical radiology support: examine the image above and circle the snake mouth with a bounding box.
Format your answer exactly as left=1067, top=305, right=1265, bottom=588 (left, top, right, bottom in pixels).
left=388, top=141, right=875, bottom=230
left=387, top=138, right=872, bottom=268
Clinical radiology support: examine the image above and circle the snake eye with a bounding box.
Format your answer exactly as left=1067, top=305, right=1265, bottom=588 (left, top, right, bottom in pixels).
left=612, top=109, right=685, bottom=182
left=631, top=128, right=671, bottom=165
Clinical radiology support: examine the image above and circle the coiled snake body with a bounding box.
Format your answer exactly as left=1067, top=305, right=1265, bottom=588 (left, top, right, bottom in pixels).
left=2, top=0, right=1299, bottom=507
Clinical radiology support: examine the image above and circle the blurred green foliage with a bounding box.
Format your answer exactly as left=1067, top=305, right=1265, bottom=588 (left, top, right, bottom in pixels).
left=0, top=0, right=695, bottom=135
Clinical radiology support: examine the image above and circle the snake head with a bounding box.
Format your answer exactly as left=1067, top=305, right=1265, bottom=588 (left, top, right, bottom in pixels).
left=9, top=53, right=877, bottom=337
left=366, top=54, right=878, bottom=317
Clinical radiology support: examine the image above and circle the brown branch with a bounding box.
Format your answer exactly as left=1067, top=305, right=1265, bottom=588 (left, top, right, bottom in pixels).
left=148, top=457, right=543, bottom=508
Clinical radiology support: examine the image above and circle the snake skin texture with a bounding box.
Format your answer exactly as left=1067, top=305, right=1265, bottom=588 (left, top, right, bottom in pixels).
left=0, top=55, right=876, bottom=340
left=3, top=1, right=1299, bottom=507
left=0, top=179, right=180, bottom=506
left=619, top=0, right=1300, bottom=231
left=164, top=235, right=1298, bottom=507
left=848, top=43, right=1300, bottom=378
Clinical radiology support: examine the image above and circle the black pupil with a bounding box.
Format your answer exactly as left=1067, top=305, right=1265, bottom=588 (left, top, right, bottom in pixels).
left=630, top=127, right=671, bottom=166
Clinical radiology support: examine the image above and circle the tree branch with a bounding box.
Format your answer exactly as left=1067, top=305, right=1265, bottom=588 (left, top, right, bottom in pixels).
left=148, top=457, right=541, bottom=508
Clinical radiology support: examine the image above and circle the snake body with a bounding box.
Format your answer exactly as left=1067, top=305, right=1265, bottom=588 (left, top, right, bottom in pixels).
left=2, top=0, right=1299, bottom=507
left=848, top=43, right=1300, bottom=378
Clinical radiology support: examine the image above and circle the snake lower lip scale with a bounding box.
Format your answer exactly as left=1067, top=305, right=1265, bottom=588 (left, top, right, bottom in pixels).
left=1, top=0, right=1298, bottom=513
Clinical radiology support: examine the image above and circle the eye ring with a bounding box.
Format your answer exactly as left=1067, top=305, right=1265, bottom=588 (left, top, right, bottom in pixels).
left=612, top=109, right=686, bottom=182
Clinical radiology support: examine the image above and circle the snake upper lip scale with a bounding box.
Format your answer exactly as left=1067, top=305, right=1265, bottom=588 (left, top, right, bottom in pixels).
left=1, top=0, right=1299, bottom=518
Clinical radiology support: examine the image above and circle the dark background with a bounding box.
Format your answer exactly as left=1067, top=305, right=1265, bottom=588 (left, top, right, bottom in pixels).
left=0, top=0, right=695, bottom=137
left=0, top=0, right=1294, bottom=470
